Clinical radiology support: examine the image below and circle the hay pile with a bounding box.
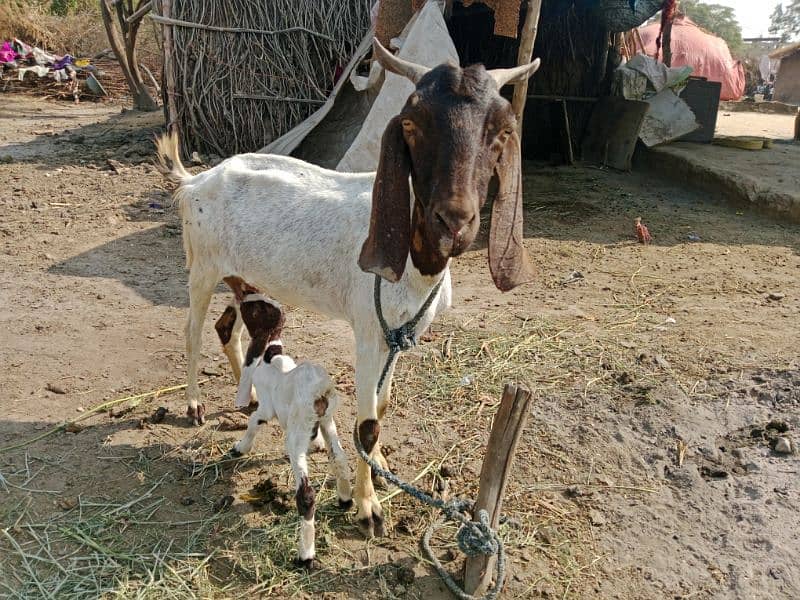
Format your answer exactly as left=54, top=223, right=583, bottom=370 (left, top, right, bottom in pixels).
left=158, top=0, right=372, bottom=157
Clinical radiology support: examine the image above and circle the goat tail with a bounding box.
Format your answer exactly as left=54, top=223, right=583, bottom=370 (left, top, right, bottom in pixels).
left=319, top=381, right=340, bottom=417
left=154, top=131, right=191, bottom=184
left=154, top=131, right=195, bottom=267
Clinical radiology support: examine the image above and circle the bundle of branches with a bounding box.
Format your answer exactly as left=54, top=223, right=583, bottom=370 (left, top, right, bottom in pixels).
left=155, top=0, right=372, bottom=157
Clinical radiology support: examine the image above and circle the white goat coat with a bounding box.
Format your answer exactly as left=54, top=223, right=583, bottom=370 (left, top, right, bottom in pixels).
left=177, top=153, right=452, bottom=340
left=238, top=355, right=329, bottom=431
left=231, top=353, right=351, bottom=564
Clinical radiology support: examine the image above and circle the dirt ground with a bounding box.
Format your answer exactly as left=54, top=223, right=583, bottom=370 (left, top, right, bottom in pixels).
left=1, top=94, right=799, bottom=600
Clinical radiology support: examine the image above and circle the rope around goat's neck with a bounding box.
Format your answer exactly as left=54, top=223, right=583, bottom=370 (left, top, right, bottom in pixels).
left=373, top=273, right=444, bottom=397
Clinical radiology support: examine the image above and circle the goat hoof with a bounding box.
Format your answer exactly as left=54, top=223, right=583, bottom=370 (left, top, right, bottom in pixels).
left=338, top=498, right=353, bottom=511
left=294, top=557, right=316, bottom=571
left=372, top=511, right=385, bottom=537
left=357, top=511, right=385, bottom=539
left=186, top=404, right=206, bottom=426
left=240, top=402, right=258, bottom=415
left=357, top=517, right=375, bottom=539
left=229, top=447, right=243, bottom=458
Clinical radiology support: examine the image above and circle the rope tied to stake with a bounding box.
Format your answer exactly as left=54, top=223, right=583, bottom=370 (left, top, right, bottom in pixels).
left=358, top=275, right=506, bottom=600
left=457, top=509, right=500, bottom=558
left=353, top=427, right=506, bottom=600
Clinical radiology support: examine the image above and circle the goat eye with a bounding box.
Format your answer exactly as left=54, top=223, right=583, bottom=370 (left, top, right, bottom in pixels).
left=494, top=127, right=513, bottom=145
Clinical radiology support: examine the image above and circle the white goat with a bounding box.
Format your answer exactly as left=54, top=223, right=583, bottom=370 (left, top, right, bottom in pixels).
left=156, top=39, right=540, bottom=537
left=229, top=294, right=351, bottom=569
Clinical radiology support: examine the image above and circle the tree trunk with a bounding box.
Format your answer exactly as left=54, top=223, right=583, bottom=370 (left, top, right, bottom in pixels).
left=100, top=0, right=158, bottom=111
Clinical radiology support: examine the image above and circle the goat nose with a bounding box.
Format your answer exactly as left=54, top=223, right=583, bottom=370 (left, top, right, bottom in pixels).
left=434, top=210, right=474, bottom=238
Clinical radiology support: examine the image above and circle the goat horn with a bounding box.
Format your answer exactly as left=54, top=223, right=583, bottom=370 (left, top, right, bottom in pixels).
left=372, top=38, right=430, bottom=84
left=487, top=58, right=541, bottom=89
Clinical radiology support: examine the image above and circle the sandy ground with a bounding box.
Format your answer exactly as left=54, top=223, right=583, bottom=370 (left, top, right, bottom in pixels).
left=1, top=95, right=799, bottom=599
left=715, top=111, right=797, bottom=140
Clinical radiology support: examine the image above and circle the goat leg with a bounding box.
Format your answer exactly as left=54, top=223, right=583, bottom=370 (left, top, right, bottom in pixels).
left=319, top=415, right=353, bottom=510
left=185, top=272, right=217, bottom=425
left=287, top=430, right=316, bottom=569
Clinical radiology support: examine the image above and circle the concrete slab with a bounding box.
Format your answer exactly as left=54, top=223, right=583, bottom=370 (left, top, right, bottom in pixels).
left=715, top=110, right=797, bottom=139
left=635, top=141, right=800, bottom=222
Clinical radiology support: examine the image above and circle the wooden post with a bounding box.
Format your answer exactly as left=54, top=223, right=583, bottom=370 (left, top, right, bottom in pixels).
left=662, top=19, right=673, bottom=67
left=560, top=99, right=574, bottom=165
left=511, top=0, right=543, bottom=138
left=160, top=0, right=178, bottom=134
left=463, top=383, right=532, bottom=597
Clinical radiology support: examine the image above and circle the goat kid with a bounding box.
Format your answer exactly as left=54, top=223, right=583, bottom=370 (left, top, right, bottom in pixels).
left=229, top=293, right=352, bottom=569
left=155, top=38, right=540, bottom=538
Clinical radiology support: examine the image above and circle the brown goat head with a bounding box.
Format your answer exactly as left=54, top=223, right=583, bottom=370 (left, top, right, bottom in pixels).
left=359, top=39, right=540, bottom=292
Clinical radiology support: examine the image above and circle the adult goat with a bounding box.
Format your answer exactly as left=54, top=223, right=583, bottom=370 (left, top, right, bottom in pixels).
left=155, top=39, right=539, bottom=537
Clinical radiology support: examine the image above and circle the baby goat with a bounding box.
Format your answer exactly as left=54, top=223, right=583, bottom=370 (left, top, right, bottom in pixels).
left=229, top=293, right=352, bottom=569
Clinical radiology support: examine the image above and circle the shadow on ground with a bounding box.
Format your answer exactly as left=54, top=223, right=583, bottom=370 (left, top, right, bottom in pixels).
left=0, top=414, right=455, bottom=599
left=1, top=103, right=164, bottom=167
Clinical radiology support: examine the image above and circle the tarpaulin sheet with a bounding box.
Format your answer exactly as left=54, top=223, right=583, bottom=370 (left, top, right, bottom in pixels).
left=260, top=0, right=458, bottom=172
left=638, top=16, right=744, bottom=101
left=338, top=1, right=457, bottom=172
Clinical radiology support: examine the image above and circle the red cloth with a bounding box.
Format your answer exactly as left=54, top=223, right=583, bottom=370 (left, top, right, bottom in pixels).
left=638, top=16, right=745, bottom=101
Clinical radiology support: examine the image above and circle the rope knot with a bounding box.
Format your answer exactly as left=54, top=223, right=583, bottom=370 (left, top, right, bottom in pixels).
left=456, top=509, right=499, bottom=558
left=386, top=323, right=417, bottom=353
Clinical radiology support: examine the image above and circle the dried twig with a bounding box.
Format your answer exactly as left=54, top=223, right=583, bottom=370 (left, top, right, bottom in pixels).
left=0, top=380, right=210, bottom=454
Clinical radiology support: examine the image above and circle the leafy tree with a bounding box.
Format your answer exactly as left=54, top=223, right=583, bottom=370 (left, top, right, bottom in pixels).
left=679, top=0, right=744, bottom=53
left=769, top=1, right=800, bottom=42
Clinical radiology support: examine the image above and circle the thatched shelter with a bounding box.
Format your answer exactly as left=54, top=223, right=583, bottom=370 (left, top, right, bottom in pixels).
left=770, top=41, right=800, bottom=105
left=154, top=0, right=372, bottom=157
left=157, top=0, right=665, bottom=160
left=447, top=0, right=664, bottom=160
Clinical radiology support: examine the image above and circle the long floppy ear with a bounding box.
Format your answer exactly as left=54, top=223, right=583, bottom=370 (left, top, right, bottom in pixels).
left=488, top=130, right=535, bottom=292
left=358, top=116, right=411, bottom=282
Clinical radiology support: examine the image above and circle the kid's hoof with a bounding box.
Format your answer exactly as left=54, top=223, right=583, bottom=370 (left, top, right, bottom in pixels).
left=187, top=404, right=206, bottom=426
left=294, top=557, right=316, bottom=571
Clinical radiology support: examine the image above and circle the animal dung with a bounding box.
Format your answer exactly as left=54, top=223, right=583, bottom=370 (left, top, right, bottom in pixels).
left=150, top=406, right=168, bottom=424
left=213, top=495, right=234, bottom=513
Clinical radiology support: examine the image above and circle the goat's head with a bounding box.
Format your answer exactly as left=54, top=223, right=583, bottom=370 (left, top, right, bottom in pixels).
left=359, top=39, right=540, bottom=292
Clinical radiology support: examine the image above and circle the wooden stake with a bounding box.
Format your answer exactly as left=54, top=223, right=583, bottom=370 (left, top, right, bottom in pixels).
left=511, top=0, right=543, bottom=138
left=463, top=383, right=532, bottom=596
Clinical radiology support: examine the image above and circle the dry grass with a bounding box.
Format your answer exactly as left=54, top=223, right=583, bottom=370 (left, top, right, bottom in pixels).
left=0, top=3, right=108, bottom=56
left=0, top=297, right=694, bottom=598
left=0, top=477, right=221, bottom=599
